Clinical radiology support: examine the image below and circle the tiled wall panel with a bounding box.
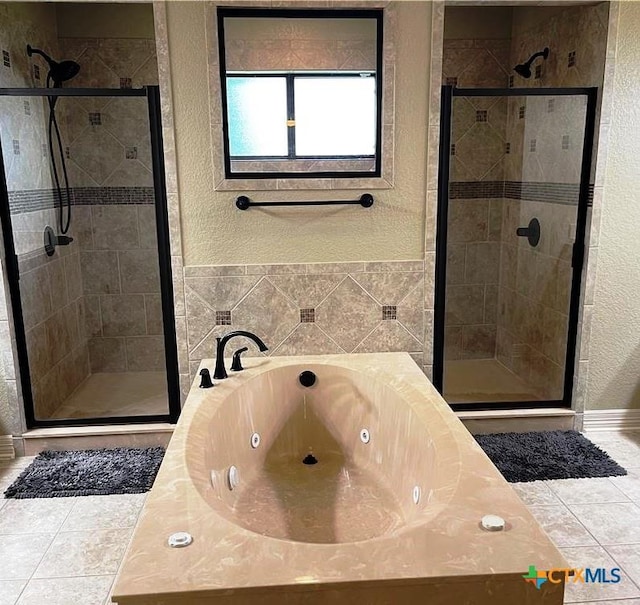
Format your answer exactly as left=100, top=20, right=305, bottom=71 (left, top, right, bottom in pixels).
left=184, top=261, right=425, bottom=381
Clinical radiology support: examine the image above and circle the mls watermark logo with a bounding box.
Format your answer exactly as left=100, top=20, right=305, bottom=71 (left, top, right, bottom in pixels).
left=523, top=565, right=622, bottom=589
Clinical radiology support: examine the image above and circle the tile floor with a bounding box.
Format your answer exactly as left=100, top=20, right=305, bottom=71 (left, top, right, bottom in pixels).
left=50, top=372, right=168, bottom=420
left=0, top=431, right=639, bottom=604
left=444, top=358, right=543, bottom=403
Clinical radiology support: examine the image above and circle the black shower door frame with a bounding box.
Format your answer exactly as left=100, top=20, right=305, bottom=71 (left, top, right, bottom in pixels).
left=0, top=86, right=181, bottom=427
left=433, top=86, right=598, bottom=412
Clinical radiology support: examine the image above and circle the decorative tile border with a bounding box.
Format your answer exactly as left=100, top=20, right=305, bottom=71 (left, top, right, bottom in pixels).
left=449, top=181, right=594, bottom=205
left=7, top=187, right=155, bottom=214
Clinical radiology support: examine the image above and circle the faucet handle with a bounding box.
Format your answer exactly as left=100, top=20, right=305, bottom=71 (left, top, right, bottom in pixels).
left=199, top=368, right=214, bottom=388
left=230, top=347, right=249, bottom=372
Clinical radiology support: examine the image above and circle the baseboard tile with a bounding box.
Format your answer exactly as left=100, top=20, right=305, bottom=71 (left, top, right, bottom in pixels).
left=583, top=409, right=640, bottom=432
left=0, top=435, right=15, bottom=460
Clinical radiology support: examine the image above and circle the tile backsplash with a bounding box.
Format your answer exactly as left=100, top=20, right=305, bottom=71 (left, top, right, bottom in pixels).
left=183, top=260, right=427, bottom=381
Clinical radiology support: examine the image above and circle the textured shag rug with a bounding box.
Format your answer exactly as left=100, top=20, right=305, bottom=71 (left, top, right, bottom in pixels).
left=474, top=430, right=627, bottom=483
left=3, top=447, right=165, bottom=499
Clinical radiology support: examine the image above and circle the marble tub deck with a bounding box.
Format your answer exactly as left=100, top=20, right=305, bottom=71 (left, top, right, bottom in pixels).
left=1, top=432, right=640, bottom=603
left=112, top=353, right=569, bottom=604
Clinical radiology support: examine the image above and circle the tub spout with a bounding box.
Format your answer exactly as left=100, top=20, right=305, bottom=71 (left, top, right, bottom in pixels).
left=214, top=330, right=268, bottom=380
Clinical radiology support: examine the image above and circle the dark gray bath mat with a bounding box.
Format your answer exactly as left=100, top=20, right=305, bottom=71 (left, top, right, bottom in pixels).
left=3, top=447, right=165, bottom=499
left=475, top=430, right=627, bottom=483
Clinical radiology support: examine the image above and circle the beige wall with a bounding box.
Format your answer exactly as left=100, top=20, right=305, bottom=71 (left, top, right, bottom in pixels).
left=165, top=2, right=431, bottom=266
left=587, top=1, right=640, bottom=411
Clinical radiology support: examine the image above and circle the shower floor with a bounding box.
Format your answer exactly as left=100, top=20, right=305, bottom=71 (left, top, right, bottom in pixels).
left=51, top=372, right=169, bottom=419
left=443, top=359, right=542, bottom=404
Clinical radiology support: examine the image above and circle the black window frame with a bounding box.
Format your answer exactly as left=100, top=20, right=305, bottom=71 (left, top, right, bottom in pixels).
left=217, top=7, right=384, bottom=180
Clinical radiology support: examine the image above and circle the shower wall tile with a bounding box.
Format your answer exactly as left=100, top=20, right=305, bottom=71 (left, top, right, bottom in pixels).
left=100, top=295, right=146, bottom=337
left=89, top=337, right=126, bottom=373
left=91, top=206, right=139, bottom=250
left=125, top=336, right=165, bottom=372
left=183, top=261, right=425, bottom=369
left=119, top=250, right=161, bottom=294
left=80, top=251, right=120, bottom=295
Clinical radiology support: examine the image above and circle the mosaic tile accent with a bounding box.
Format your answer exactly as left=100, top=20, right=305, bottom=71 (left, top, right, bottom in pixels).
left=33, top=64, right=40, bottom=80
left=534, top=65, right=542, bottom=79
left=382, top=305, right=397, bottom=320
left=519, top=106, right=526, bottom=119
left=300, top=308, right=315, bottom=323
left=450, top=144, right=456, bottom=157
left=445, top=76, right=458, bottom=87
left=215, top=310, right=232, bottom=326
left=508, top=75, right=514, bottom=88
left=529, top=139, right=537, bottom=153
left=548, top=99, right=555, bottom=112
left=120, top=77, right=132, bottom=89
left=505, top=142, right=511, bottom=154
left=23, top=100, right=30, bottom=116
left=476, top=110, right=488, bottom=123
left=449, top=181, right=593, bottom=205
left=2, top=50, right=10, bottom=68
left=562, top=135, right=570, bottom=150
left=12, top=140, right=20, bottom=155
left=568, top=50, right=576, bottom=67
left=7, top=187, right=155, bottom=214
left=125, top=147, right=138, bottom=160
left=88, top=112, right=102, bottom=126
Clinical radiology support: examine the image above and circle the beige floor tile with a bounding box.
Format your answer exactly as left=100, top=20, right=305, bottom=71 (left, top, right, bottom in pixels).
left=0, top=498, right=76, bottom=535
left=51, top=372, right=168, bottom=419
left=0, top=534, right=55, bottom=580
left=0, top=460, right=34, bottom=493
left=443, top=358, right=542, bottom=403
left=513, top=481, right=562, bottom=506
left=62, top=495, right=145, bottom=531
left=527, top=505, right=597, bottom=547
left=0, top=580, right=27, bottom=605
left=561, top=545, right=640, bottom=602
left=574, top=601, right=640, bottom=604
left=16, top=576, right=114, bottom=605
left=583, top=432, right=640, bottom=469
left=568, top=503, right=640, bottom=545
left=34, top=529, right=132, bottom=578
left=610, top=468, right=640, bottom=502
left=547, top=478, right=631, bottom=505
left=606, top=544, right=640, bottom=588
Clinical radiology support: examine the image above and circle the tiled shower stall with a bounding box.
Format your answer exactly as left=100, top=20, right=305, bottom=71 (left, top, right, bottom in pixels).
left=441, top=2, right=608, bottom=403
left=0, top=3, right=166, bottom=421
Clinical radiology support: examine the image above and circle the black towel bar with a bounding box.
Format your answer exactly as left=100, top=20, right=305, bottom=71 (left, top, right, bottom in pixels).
left=235, top=193, right=374, bottom=210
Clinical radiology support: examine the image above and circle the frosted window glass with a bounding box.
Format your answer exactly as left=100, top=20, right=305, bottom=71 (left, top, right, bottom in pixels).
left=226, top=77, right=288, bottom=156
left=294, top=77, right=376, bottom=156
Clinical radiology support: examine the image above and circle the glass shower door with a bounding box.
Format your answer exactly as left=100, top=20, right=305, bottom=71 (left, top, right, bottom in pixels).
left=0, top=87, right=180, bottom=426
left=435, top=88, right=595, bottom=408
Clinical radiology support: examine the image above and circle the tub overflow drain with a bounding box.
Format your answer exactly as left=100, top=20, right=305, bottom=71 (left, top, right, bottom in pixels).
left=168, top=532, right=193, bottom=548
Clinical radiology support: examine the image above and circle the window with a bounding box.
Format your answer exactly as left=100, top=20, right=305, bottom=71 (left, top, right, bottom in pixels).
left=226, top=72, right=376, bottom=160
left=217, top=8, right=384, bottom=180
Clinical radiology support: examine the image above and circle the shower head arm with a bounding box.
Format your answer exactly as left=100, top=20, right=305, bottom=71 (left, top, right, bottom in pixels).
left=523, top=47, right=550, bottom=69
left=26, top=45, right=56, bottom=68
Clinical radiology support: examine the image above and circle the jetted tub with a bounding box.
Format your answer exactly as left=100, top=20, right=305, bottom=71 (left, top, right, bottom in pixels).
left=113, top=353, right=566, bottom=604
